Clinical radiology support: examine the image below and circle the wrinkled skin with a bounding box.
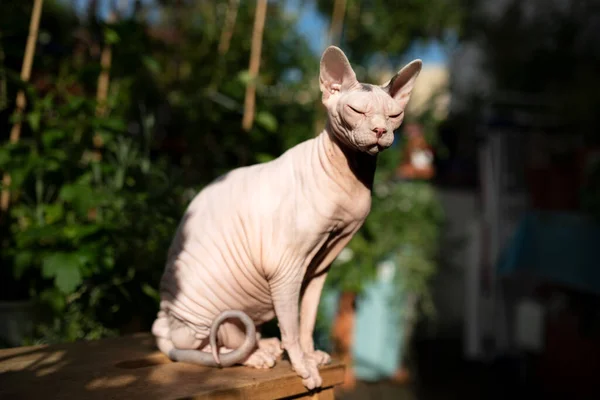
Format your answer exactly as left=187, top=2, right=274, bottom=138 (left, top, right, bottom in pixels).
left=152, top=46, right=422, bottom=390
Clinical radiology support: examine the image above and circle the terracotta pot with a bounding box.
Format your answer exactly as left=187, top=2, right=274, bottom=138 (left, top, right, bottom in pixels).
left=396, top=123, right=435, bottom=181
left=390, top=367, right=412, bottom=384
left=330, top=291, right=357, bottom=390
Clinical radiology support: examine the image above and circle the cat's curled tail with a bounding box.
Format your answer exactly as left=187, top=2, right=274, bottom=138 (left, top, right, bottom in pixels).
left=157, top=310, right=257, bottom=368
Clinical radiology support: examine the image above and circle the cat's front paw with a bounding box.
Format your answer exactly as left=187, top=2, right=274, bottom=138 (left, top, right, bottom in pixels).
left=291, top=355, right=322, bottom=390
left=304, top=349, right=331, bottom=366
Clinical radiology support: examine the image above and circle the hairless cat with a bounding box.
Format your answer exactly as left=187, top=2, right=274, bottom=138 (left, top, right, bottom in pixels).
left=152, top=46, right=422, bottom=390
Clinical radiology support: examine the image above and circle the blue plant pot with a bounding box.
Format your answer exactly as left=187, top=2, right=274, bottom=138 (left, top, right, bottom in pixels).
left=351, top=257, right=408, bottom=381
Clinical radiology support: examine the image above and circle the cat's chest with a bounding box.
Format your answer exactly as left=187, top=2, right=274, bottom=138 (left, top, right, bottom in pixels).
left=299, top=195, right=370, bottom=277
left=305, top=191, right=371, bottom=236
left=335, top=190, right=372, bottom=224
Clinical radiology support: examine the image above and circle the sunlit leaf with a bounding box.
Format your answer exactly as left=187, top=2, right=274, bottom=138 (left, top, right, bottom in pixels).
left=42, top=129, right=66, bottom=147
left=59, top=184, right=98, bottom=216
left=255, top=153, right=276, bottom=164
left=27, top=111, right=41, bottom=132
left=237, top=70, right=252, bottom=85
left=142, top=283, right=160, bottom=302
left=104, top=28, right=120, bottom=45
left=0, top=147, right=9, bottom=167
left=142, top=56, right=161, bottom=74
left=44, top=203, right=64, bottom=224
left=39, top=288, right=66, bottom=312
left=42, top=252, right=84, bottom=294
left=13, top=251, right=34, bottom=279
left=255, top=111, right=278, bottom=132
left=62, top=224, right=101, bottom=241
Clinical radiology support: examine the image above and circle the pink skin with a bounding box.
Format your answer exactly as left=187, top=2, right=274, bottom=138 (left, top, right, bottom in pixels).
left=151, top=46, right=421, bottom=390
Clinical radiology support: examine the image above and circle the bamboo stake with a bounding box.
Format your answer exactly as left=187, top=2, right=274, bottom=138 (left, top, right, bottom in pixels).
left=0, top=40, right=7, bottom=111
left=92, top=9, right=117, bottom=160
left=96, top=45, right=112, bottom=117
left=86, top=5, right=118, bottom=222
left=1, top=0, right=44, bottom=213
left=209, top=0, right=239, bottom=90
left=9, top=0, right=44, bottom=143
left=93, top=43, right=112, bottom=152
left=218, top=0, right=239, bottom=56
left=242, top=0, right=267, bottom=132
left=315, top=0, right=347, bottom=136
left=328, top=0, right=347, bottom=46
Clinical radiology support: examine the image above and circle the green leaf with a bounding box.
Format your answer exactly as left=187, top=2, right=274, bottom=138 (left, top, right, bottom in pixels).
left=8, top=152, right=35, bottom=187
left=13, top=251, right=34, bottom=279
left=42, top=253, right=84, bottom=294
left=103, top=251, right=115, bottom=270
left=237, top=70, right=252, bottom=85
left=17, top=224, right=63, bottom=247
left=104, top=28, right=120, bottom=45
left=27, top=111, right=41, bottom=132
left=45, top=159, right=62, bottom=172
left=142, top=56, right=161, bottom=74
left=42, top=129, right=66, bottom=147
left=59, top=184, right=98, bottom=216
left=10, top=111, right=25, bottom=125
left=44, top=203, right=64, bottom=224
left=64, top=95, right=86, bottom=112
left=39, top=288, right=66, bottom=312
left=0, top=147, right=9, bottom=167
left=62, top=224, right=101, bottom=241
left=73, top=247, right=96, bottom=272
left=54, top=262, right=83, bottom=294
left=142, top=283, right=160, bottom=302
left=256, top=153, right=275, bottom=164
left=255, top=111, right=278, bottom=132
left=39, top=93, right=55, bottom=111
left=93, top=116, right=126, bottom=132
left=89, top=286, right=102, bottom=306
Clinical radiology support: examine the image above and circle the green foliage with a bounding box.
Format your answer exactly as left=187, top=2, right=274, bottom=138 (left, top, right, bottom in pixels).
left=0, top=62, right=186, bottom=343
left=0, top=0, right=455, bottom=345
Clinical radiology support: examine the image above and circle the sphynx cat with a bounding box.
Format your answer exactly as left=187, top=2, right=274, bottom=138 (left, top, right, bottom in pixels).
left=152, top=46, right=422, bottom=390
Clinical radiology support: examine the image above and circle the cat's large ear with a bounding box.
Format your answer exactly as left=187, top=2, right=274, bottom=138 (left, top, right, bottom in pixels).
left=381, top=59, right=422, bottom=109
left=319, top=46, right=359, bottom=102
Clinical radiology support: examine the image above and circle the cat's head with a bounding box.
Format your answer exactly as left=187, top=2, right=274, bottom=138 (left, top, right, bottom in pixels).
left=319, top=46, right=422, bottom=156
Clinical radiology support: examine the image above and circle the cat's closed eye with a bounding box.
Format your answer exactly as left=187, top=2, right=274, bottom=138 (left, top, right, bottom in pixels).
left=389, top=111, right=403, bottom=118
left=347, top=105, right=365, bottom=114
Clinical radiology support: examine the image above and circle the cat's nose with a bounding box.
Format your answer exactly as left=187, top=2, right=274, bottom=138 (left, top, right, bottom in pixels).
left=372, top=127, right=387, bottom=138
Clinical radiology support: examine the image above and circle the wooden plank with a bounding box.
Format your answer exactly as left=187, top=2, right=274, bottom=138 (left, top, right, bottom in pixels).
left=309, top=387, right=335, bottom=400
left=0, top=333, right=344, bottom=400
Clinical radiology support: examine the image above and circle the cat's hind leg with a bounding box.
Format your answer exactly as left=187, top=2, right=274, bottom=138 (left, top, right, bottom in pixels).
left=220, top=321, right=279, bottom=369
left=258, top=336, right=284, bottom=359
left=153, top=310, right=207, bottom=355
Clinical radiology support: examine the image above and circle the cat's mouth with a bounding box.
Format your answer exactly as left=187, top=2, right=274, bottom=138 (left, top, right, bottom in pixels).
left=353, top=134, right=391, bottom=155
left=365, top=143, right=386, bottom=155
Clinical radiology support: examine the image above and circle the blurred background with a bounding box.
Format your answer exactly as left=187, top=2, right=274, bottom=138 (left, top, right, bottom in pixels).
left=1, top=0, right=600, bottom=399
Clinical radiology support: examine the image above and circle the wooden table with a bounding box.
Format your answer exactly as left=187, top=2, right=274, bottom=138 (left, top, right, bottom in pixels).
left=0, top=333, right=345, bottom=399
